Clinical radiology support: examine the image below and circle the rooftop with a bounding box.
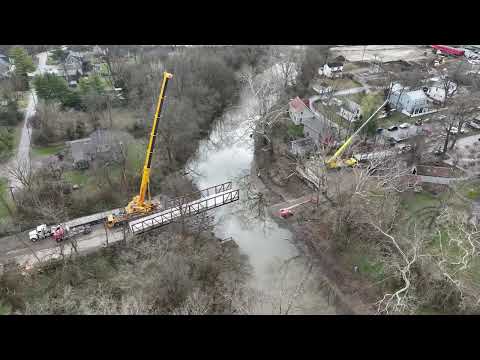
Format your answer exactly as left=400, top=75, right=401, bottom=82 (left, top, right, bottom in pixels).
left=289, top=97, right=310, bottom=112
left=327, top=62, right=344, bottom=68
left=405, top=89, right=428, bottom=102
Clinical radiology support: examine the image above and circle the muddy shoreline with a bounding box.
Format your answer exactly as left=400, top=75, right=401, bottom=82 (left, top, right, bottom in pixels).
left=251, top=134, right=374, bottom=314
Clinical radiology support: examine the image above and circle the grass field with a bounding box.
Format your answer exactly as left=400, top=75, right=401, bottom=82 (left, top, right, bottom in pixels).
left=31, top=144, right=65, bottom=158
left=0, top=177, right=12, bottom=219
left=64, top=170, right=89, bottom=186
left=456, top=180, right=480, bottom=200
left=0, top=123, right=23, bottom=163
left=320, top=77, right=363, bottom=91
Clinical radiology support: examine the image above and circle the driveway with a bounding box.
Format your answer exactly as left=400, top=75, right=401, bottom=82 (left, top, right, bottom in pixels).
left=6, top=52, right=50, bottom=190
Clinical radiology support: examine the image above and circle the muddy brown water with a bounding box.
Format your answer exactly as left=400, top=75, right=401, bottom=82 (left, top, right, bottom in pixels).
left=187, top=67, right=337, bottom=314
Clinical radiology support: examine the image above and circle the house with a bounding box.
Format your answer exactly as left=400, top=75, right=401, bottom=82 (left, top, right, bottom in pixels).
left=68, top=138, right=92, bottom=169
left=319, top=62, right=344, bottom=78
left=425, top=80, right=457, bottom=104
left=302, top=108, right=336, bottom=148
left=289, top=137, right=315, bottom=157
left=339, top=98, right=362, bottom=123
left=288, top=97, right=315, bottom=125
left=288, top=97, right=335, bottom=148
left=387, top=83, right=430, bottom=116
left=60, top=52, right=84, bottom=81
left=0, top=53, right=11, bottom=78
left=67, top=129, right=122, bottom=169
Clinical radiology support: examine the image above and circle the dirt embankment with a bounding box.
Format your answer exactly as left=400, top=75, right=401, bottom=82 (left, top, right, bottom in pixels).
left=252, top=133, right=377, bottom=314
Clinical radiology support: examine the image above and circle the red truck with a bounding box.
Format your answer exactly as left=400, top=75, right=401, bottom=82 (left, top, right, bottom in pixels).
left=431, top=45, right=465, bottom=57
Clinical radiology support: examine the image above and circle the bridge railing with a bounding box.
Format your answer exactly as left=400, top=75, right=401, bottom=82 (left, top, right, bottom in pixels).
left=165, top=181, right=233, bottom=209
left=130, top=188, right=239, bottom=235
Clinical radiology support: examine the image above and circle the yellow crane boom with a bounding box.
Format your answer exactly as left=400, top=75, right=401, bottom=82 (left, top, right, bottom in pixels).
left=326, top=100, right=387, bottom=169
left=107, top=71, right=173, bottom=227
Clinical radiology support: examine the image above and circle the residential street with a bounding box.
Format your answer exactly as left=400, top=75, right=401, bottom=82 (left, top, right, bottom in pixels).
left=7, top=52, right=50, bottom=190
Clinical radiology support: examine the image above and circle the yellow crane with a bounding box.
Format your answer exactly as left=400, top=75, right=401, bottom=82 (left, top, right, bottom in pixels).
left=325, top=100, right=388, bottom=169
left=107, top=71, right=173, bottom=228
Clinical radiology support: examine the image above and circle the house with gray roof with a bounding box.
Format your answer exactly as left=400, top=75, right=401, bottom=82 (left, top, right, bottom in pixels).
left=387, top=83, right=430, bottom=116
left=288, top=96, right=336, bottom=150
left=67, top=129, right=122, bottom=169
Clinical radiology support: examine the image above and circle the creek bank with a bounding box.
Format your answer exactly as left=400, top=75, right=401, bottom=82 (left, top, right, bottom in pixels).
left=252, top=132, right=376, bottom=314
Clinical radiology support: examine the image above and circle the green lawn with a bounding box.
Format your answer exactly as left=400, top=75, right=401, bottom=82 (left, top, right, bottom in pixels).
left=320, top=77, right=363, bottom=91
left=0, top=177, right=13, bottom=219
left=401, top=192, right=440, bottom=213
left=64, top=170, right=89, bottom=186
left=31, top=144, right=65, bottom=158
left=346, top=92, right=367, bottom=105
left=356, top=253, right=385, bottom=282
left=456, top=180, right=480, bottom=200
left=126, top=141, right=146, bottom=171
left=0, top=123, right=23, bottom=163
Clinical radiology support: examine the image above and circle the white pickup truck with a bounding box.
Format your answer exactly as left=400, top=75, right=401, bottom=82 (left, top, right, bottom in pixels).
left=28, top=224, right=55, bottom=242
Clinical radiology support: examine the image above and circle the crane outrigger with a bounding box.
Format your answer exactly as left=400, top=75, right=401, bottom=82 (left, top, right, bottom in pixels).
left=107, top=71, right=173, bottom=228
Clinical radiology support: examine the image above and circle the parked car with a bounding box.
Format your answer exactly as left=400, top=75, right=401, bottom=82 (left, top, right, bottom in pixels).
left=415, top=119, right=423, bottom=126
left=399, top=123, right=410, bottom=129
left=398, top=144, right=412, bottom=153
left=449, top=126, right=459, bottom=134
left=469, top=121, right=480, bottom=130
left=388, top=125, right=398, bottom=131
left=438, top=115, right=447, bottom=120
left=376, top=128, right=384, bottom=133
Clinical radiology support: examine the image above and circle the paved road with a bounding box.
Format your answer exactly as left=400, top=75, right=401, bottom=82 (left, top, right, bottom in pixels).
left=8, top=52, right=49, bottom=190
left=333, top=87, right=367, bottom=96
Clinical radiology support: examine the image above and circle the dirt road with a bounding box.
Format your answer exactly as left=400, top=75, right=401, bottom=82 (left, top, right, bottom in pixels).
left=6, top=52, right=49, bottom=190
left=331, top=45, right=429, bottom=62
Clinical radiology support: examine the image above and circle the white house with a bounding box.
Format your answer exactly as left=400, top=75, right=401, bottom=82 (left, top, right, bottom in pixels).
left=319, top=62, right=344, bottom=78
left=387, top=83, right=431, bottom=116
left=339, top=98, right=362, bottom=123
left=425, top=79, right=457, bottom=104
left=288, top=97, right=315, bottom=125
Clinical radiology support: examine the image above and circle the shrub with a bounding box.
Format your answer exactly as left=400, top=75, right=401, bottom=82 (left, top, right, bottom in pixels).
left=287, top=123, right=304, bottom=139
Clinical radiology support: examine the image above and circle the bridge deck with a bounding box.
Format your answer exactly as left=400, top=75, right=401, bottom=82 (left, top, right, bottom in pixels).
left=129, top=189, right=240, bottom=235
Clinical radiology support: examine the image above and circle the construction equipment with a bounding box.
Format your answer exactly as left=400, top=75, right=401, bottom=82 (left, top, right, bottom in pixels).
left=29, top=224, right=53, bottom=242
left=29, top=223, right=92, bottom=243
left=325, top=100, right=388, bottom=169
left=279, top=197, right=317, bottom=218
left=107, top=71, right=173, bottom=228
